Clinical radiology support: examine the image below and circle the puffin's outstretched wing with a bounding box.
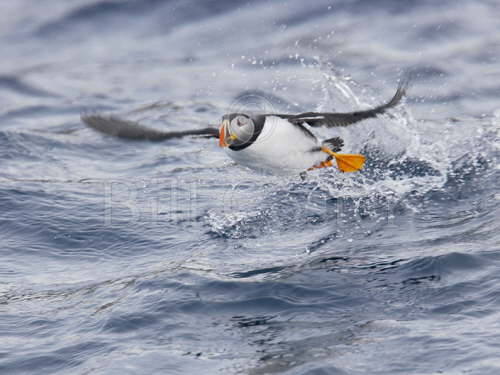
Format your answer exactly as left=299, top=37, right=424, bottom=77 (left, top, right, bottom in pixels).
left=284, top=80, right=408, bottom=127
left=81, top=114, right=219, bottom=141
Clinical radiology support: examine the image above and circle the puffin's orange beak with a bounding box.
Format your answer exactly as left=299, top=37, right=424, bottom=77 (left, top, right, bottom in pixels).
left=219, top=122, right=228, bottom=147
left=219, top=120, right=237, bottom=147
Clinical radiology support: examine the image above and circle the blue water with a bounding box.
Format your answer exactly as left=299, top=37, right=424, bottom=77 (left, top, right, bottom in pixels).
left=1, top=0, right=499, bottom=374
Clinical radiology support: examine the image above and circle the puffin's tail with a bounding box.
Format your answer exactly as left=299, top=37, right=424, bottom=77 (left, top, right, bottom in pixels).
left=322, top=136, right=344, bottom=152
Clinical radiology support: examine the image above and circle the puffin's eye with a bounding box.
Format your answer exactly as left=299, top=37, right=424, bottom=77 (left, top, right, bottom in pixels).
left=229, top=116, right=254, bottom=143
left=236, top=116, right=247, bottom=127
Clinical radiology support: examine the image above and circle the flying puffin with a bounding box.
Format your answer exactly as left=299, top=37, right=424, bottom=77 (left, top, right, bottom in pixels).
left=82, top=80, right=407, bottom=174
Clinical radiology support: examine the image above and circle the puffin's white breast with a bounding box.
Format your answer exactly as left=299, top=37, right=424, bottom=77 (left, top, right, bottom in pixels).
left=225, top=116, right=325, bottom=174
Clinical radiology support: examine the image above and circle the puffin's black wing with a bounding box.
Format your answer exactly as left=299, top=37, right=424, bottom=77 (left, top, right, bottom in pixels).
left=81, top=114, right=219, bottom=141
left=284, top=80, right=407, bottom=128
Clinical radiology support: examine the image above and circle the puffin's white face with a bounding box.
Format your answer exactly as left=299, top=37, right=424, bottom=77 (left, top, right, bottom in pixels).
left=219, top=115, right=255, bottom=147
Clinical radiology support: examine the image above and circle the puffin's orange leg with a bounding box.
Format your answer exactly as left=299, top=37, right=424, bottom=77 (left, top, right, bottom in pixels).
left=307, top=159, right=333, bottom=171
left=321, top=146, right=365, bottom=172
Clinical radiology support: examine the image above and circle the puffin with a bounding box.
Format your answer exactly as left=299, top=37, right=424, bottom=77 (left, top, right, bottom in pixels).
left=82, top=80, right=407, bottom=175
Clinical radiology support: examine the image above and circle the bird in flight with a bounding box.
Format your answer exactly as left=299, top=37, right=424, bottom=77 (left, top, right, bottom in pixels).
left=82, top=79, right=407, bottom=175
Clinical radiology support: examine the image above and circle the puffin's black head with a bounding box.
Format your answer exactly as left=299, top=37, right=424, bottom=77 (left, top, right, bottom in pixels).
left=219, top=113, right=255, bottom=148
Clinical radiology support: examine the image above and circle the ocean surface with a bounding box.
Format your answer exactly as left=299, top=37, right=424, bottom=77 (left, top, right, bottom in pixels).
left=1, top=1, right=499, bottom=374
